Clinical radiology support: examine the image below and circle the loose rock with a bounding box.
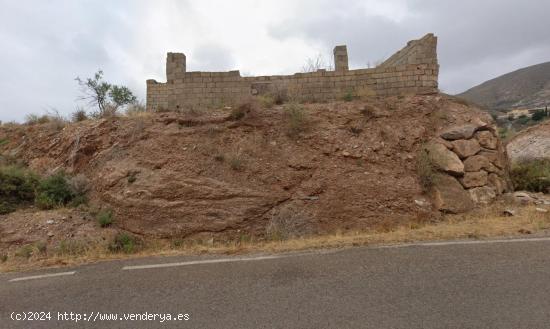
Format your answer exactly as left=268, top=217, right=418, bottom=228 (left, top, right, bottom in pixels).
left=459, top=171, right=488, bottom=188
left=463, top=155, right=491, bottom=172
left=440, top=124, right=479, bottom=140
left=475, top=131, right=498, bottom=150
left=451, top=139, right=481, bottom=159
left=469, top=186, right=497, bottom=204
left=431, top=174, right=473, bottom=213
left=425, top=142, right=464, bottom=176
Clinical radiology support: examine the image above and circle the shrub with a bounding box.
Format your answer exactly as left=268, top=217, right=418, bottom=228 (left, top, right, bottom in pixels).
left=229, top=155, right=244, bottom=171
left=15, top=244, right=34, bottom=259
left=127, top=172, right=137, bottom=183
left=510, top=159, right=550, bottom=192
left=229, top=107, right=246, bottom=121
left=25, top=114, right=50, bottom=125
left=57, top=240, right=88, bottom=256
left=0, top=253, right=7, bottom=263
left=257, top=94, right=275, bottom=108
left=517, top=115, right=530, bottom=125
left=532, top=110, right=546, bottom=121
left=26, top=111, right=67, bottom=130
left=71, top=108, right=88, bottom=122
left=229, top=101, right=258, bottom=121
left=272, top=85, right=288, bottom=105
left=349, top=126, right=363, bottom=135
left=108, top=232, right=140, bottom=253
left=266, top=206, right=310, bottom=240
left=0, top=165, right=39, bottom=213
left=343, top=89, right=355, bottom=102
left=76, top=70, right=137, bottom=117
left=35, top=172, right=74, bottom=209
left=416, top=149, right=436, bottom=192
left=96, top=210, right=114, bottom=228
left=34, top=241, right=47, bottom=255
left=125, top=102, right=147, bottom=116
left=214, top=154, right=225, bottom=162
left=284, top=103, right=306, bottom=138
left=0, top=202, right=15, bottom=215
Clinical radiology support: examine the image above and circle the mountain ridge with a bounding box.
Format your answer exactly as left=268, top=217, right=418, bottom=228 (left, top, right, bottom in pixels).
left=457, top=61, right=550, bottom=110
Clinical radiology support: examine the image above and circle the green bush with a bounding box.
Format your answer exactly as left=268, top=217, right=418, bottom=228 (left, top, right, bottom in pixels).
left=0, top=166, right=39, bottom=213
left=257, top=94, right=275, bottom=108
left=284, top=103, right=306, bottom=138
left=35, top=172, right=74, bottom=209
left=416, top=149, right=437, bottom=192
left=71, top=108, right=88, bottom=122
left=532, top=110, right=546, bottom=121
left=0, top=166, right=89, bottom=212
left=25, top=114, right=50, bottom=125
left=15, top=244, right=34, bottom=259
left=343, top=90, right=355, bottom=102
left=229, top=156, right=243, bottom=171
left=97, top=210, right=114, bottom=228
left=57, top=240, right=88, bottom=256
left=108, top=232, right=140, bottom=254
left=510, top=159, right=550, bottom=192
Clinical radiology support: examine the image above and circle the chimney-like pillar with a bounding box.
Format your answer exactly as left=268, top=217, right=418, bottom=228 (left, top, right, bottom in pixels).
left=166, top=52, right=186, bottom=82
left=333, top=45, right=348, bottom=71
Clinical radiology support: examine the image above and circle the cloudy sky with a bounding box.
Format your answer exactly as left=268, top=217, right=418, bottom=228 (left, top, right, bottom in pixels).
left=1, top=0, right=549, bottom=121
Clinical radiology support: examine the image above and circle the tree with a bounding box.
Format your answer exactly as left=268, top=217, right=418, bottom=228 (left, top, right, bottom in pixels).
left=76, top=70, right=137, bottom=117
left=532, top=109, right=546, bottom=121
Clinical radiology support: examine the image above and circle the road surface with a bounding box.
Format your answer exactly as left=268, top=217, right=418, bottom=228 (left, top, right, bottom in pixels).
left=2, top=237, right=550, bottom=328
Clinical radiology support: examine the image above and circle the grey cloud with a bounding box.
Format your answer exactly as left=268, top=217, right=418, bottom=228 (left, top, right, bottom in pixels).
left=189, top=44, right=236, bottom=72
left=269, top=0, right=550, bottom=93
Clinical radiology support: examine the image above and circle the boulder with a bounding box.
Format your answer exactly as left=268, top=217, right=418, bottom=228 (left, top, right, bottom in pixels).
left=478, top=149, right=507, bottom=169
left=463, top=155, right=491, bottom=172
left=451, top=139, right=481, bottom=159
left=469, top=186, right=497, bottom=204
left=487, top=173, right=506, bottom=195
left=475, top=131, right=497, bottom=150
left=459, top=171, right=488, bottom=188
left=440, top=124, right=479, bottom=140
left=425, top=142, right=464, bottom=176
left=431, top=174, right=474, bottom=213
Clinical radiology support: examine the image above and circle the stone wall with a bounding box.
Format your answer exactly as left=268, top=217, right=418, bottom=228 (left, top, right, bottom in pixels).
left=427, top=121, right=511, bottom=214
left=146, top=33, right=439, bottom=111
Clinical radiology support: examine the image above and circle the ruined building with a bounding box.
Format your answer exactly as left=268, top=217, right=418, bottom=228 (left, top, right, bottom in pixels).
left=146, top=33, right=438, bottom=111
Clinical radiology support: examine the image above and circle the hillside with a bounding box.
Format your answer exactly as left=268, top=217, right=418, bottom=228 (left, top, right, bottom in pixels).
left=507, top=120, right=550, bottom=163
left=0, top=95, right=510, bottom=257
left=457, top=62, right=550, bottom=110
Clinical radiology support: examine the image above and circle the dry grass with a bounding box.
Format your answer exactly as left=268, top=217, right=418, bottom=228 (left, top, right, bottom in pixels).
left=2, top=204, right=549, bottom=273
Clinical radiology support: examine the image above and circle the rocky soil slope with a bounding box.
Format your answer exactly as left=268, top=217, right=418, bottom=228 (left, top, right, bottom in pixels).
left=507, top=120, right=550, bottom=163
left=458, top=61, right=550, bottom=110
left=0, top=95, right=510, bottom=241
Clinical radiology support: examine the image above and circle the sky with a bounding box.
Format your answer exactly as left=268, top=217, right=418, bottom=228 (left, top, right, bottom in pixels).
left=1, top=0, right=549, bottom=122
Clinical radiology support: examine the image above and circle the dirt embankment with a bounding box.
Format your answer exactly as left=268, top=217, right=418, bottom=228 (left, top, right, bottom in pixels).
left=0, top=95, right=506, bottom=243
left=507, top=120, right=550, bottom=163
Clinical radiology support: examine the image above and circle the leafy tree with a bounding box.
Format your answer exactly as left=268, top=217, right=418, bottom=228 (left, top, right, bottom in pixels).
left=76, top=70, right=137, bottom=117
left=532, top=109, right=546, bottom=121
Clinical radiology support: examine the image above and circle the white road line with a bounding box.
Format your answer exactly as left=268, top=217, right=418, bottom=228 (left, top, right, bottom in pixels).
left=123, top=236, right=550, bottom=271
left=375, top=236, right=550, bottom=249
left=9, top=271, right=76, bottom=282
left=123, top=254, right=293, bottom=271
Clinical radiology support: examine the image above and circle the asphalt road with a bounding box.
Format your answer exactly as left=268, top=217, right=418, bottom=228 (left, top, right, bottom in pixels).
left=2, top=238, right=550, bottom=329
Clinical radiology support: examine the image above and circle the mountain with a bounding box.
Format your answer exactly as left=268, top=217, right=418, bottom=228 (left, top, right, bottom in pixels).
left=457, top=62, right=550, bottom=110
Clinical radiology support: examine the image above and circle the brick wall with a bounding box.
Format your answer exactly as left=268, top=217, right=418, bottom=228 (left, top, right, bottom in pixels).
left=146, top=33, right=439, bottom=111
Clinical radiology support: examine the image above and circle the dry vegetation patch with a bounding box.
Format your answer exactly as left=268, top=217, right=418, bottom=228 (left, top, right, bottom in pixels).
left=2, top=203, right=549, bottom=273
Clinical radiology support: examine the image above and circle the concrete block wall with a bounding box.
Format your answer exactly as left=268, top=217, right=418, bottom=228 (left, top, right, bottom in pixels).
left=146, top=33, right=439, bottom=111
